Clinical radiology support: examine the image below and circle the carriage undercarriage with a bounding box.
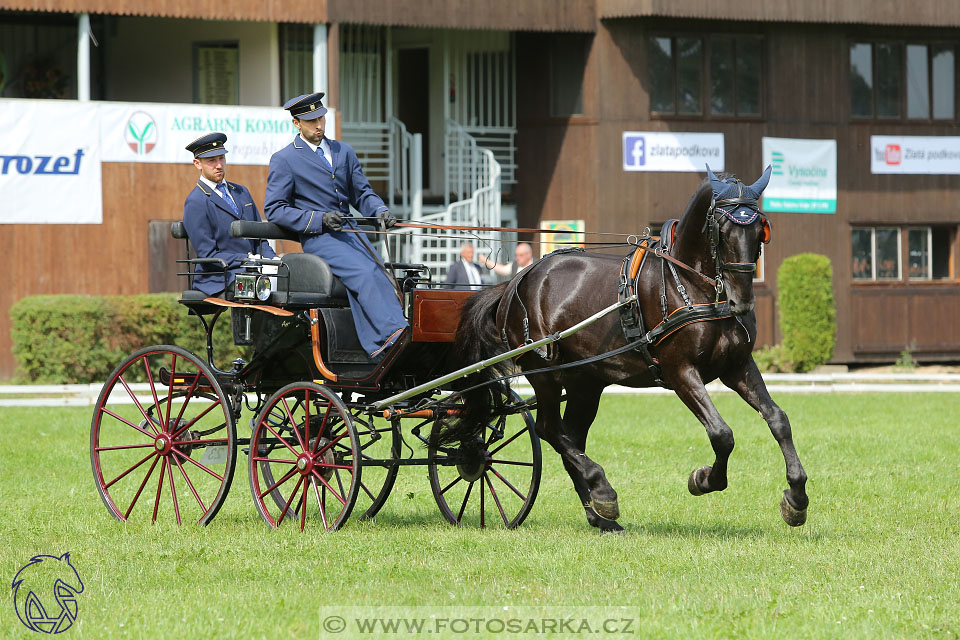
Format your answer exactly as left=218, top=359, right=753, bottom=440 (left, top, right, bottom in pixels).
left=89, top=221, right=542, bottom=531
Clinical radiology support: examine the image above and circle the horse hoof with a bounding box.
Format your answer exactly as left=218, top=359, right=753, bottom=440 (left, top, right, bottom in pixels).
left=590, top=498, right=620, bottom=521
left=780, top=494, right=807, bottom=527
left=687, top=466, right=711, bottom=496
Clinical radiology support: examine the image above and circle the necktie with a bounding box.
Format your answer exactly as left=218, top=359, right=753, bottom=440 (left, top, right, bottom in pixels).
left=316, top=146, right=333, bottom=173
left=217, top=184, right=239, bottom=215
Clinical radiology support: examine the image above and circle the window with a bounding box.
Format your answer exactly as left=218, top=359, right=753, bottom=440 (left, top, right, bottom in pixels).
left=193, top=42, right=239, bottom=105
left=850, top=41, right=955, bottom=121
left=280, top=24, right=313, bottom=102
left=853, top=226, right=952, bottom=281
left=649, top=34, right=762, bottom=118
left=0, top=12, right=79, bottom=99
left=550, top=34, right=588, bottom=117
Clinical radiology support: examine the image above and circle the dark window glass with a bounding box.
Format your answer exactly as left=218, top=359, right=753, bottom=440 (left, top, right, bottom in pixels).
left=907, top=228, right=929, bottom=278
left=906, top=44, right=929, bottom=119
left=932, top=227, right=952, bottom=279
left=677, top=38, right=702, bottom=115
left=850, top=43, right=874, bottom=117
left=931, top=45, right=955, bottom=120
left=710, top=38, right=734, bottom=115
left=852, top=228, right=873, bottom=280
left=736, top=37, right=762, bottom=115
left=649, top=37, right=675, bottom=113
left=550, top=35, right=587, bottom=117
left=279, top=24, right=313, bottom=101
left=875, top=227, right=900, bottom=279
left=0, top=13, right=77, bottom=99
left=875, top=43, right=902, bottom=118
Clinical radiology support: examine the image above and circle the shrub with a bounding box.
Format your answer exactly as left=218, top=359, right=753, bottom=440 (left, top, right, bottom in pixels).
left=752, top=344, right=791, bottom=373
left=11, top=294, right=244, bottom=383
left=777, top=253, right=836, bottom=373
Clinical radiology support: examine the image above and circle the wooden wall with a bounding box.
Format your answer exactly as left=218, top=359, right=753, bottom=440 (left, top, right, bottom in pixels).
left=0, top=162, right=299, bottom=380
left=515, top=20, right=960, bottom=363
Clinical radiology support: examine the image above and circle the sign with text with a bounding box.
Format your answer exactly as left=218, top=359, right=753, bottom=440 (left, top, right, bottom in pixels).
left=0, top=100, right=102, bottom=224
left=100, top=102, right=336, bottom=165
left=761, top=137, right=837, bottom=214
left=870, top=135, right=960, bottom=174
left=622, top=132, right=724, bottom=172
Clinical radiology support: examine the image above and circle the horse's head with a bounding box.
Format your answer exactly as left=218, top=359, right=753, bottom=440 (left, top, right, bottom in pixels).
left=699, top=165, right=772, bottom=316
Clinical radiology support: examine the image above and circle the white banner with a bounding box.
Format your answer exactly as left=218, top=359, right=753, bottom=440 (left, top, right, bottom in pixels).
left=0, top=100, right=102, bottom=224
left=870, top=135, right=960, bottom=174
left=100, top=102, right=336, bottom=165
left=761, top=137, right=837, bottom=214
left=622, top=131, right=724, bottom=172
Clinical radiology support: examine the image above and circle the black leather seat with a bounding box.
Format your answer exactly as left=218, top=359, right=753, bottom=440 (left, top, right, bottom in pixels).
left=274, top=253, right=349, bottom=307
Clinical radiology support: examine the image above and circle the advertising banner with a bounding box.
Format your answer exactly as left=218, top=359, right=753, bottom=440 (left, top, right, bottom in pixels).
left=0, top=100, right=102, bottom=224
left=539, top=219, right=585, bottom=257
left=622, top=132, right=724, bottom=172
left=870, top=135, right=960, bottom=174
left=761, top=137, right=837, bottom=213
left=100, top=102, right=336, bottom=165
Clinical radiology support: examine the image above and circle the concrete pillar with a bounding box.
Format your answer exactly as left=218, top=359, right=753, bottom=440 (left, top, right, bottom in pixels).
left=313, top=24, right=328, bottom=94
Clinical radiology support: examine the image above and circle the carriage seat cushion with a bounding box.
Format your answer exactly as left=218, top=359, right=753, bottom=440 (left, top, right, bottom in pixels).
left=276, top=253, right=349, bottom=307
left=180, top=289, right=209, bottom=302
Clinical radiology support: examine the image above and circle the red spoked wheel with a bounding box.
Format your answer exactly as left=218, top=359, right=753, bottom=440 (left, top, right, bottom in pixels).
left=90, top=345, right=237, bottom=525
left=428, top=389, right=541, bottom=528
left=249, top=382, right=361, bottom=531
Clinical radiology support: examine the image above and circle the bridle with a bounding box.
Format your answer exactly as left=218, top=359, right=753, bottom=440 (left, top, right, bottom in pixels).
left=653, top=183, right=771, bottom=301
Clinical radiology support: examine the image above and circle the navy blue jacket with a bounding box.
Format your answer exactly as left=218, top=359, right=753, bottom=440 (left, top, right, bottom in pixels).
left=182, top=180, right=277, bottom=295
left=264, top=135, right=388, bottom=236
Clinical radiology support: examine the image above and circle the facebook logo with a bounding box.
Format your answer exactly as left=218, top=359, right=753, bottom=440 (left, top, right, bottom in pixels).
left=623, top=135, right=645, bottom=168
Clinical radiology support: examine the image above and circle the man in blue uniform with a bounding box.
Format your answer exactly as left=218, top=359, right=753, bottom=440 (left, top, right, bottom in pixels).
left=265, top=92, right=407, bottom=358
left=182, top=132, right=277, bottom=296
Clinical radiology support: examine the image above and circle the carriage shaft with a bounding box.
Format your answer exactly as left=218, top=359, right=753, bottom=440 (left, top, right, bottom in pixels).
left=371, top=296, right=637, bottom=410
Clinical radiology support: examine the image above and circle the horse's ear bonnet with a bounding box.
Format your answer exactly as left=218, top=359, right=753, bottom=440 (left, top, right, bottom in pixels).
left=705, top=164, right=772, bottom=226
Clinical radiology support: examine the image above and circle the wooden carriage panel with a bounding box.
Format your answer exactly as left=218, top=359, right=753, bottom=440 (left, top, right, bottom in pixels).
left=411, top=289, right=476, bottom=342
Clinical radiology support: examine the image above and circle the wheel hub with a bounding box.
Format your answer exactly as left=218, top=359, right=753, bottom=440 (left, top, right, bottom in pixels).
left=456, top=437, right=488, bottom=483
left=154, top=434, right=173, bottom=455
left=296, top=454, right=314, bottom=475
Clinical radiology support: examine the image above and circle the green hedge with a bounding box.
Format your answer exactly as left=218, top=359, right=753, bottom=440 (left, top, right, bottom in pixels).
left=10, top=294, right=245, bottom=383
left=777, top=253, right=836, bottom=373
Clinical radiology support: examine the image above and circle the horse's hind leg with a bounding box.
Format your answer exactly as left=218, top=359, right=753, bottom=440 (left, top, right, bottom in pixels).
left=722, top=359, right=808, bottom=526
left=528, top=373, right=622, bottom=532
left=669, top=367, right=736, bottom=496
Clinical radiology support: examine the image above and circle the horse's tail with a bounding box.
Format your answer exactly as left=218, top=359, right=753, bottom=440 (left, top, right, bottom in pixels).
left=432, top=282, right=511, bottom=447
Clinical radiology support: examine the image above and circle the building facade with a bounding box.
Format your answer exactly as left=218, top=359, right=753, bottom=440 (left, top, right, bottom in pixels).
left=2, top=0, right=960, bottom=378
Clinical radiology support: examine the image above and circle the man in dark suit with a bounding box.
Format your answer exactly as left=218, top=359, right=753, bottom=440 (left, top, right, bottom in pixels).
left=444, top=243, right=485, bottom=290
left=182, top=132, right=277, bottom=296
left=264, top=92, right=406, bottom=358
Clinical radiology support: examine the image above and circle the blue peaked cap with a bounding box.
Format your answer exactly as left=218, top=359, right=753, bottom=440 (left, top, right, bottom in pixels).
left=705, top=164, right=772, bottom=225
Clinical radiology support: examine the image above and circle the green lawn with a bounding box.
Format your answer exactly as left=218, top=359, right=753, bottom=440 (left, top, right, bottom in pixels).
left=2, top=393, right=959, bottom=639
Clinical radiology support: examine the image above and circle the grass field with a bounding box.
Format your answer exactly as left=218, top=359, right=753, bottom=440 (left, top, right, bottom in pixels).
left=2, top=392, right=959, bottom=639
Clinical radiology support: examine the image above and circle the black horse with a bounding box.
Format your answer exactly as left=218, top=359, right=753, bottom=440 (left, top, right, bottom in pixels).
left=437, top=167, right=808, bottom=532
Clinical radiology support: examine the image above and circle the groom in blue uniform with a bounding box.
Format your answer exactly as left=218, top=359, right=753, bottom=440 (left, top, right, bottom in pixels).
left=264, top=93, right=407, bottom=358
left=182, top=132, right=277, bottom=296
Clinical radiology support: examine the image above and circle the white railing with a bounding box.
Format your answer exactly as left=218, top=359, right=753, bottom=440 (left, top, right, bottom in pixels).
left=459, top=126, right=516, bottom=187
left=404, top=120, right=500, bottom=279
left=341, top=117, right=421, bottom=216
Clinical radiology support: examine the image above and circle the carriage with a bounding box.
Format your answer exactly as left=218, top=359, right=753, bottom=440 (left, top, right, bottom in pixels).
left=89, top=220, right=542, bottom=531
left=91, top=167, right=810, bottom=533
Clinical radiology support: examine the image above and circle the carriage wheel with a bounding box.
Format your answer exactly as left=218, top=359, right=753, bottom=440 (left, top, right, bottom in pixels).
left=352, top=414, right=401, bottom=520
left=90, top=345, right=236, bottom=525
left=249, top=382, right=361, bottom=531
left=428, top=389, right=541, bottom=528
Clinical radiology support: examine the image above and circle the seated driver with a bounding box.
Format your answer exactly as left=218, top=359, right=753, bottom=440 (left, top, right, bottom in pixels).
left=182, top=132, right=278, bottom=297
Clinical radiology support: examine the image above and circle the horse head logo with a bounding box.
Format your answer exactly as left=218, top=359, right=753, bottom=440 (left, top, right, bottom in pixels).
left=12, top=553, right=84, bottom=634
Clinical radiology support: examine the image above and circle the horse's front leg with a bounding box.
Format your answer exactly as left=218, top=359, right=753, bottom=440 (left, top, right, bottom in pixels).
left=721, top=359, right=808, bottom=526
left=667, top=367, right=735, bottom=496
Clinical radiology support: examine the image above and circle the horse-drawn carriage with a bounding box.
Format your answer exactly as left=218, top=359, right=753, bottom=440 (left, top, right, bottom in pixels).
left=90, top=220, right=542, bottom=531
left=91, top=167, right=809, bottom=533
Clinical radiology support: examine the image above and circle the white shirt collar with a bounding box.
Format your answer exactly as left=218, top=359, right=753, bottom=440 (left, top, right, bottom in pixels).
left=299, top=135, right=332, bottom=157
left=199, top=175, right=228, bottom=196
